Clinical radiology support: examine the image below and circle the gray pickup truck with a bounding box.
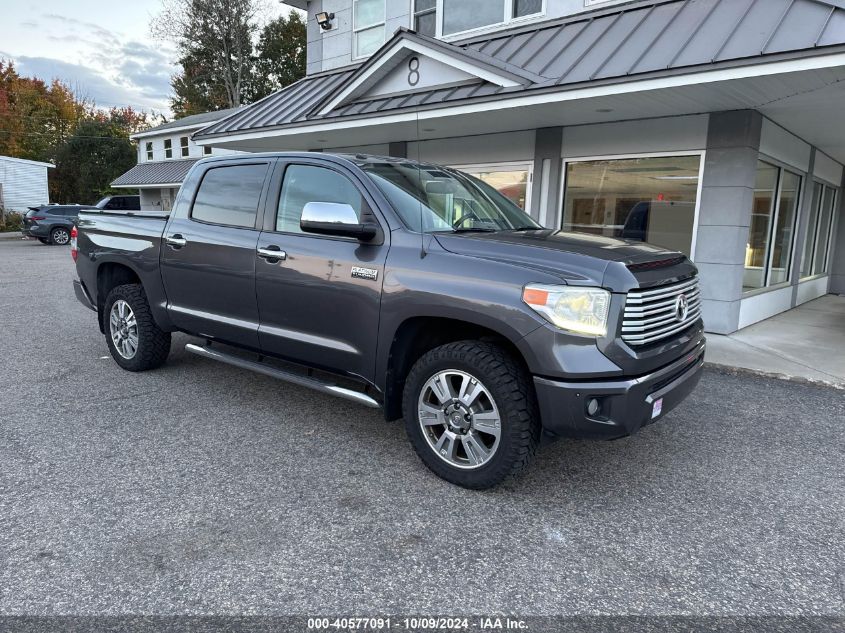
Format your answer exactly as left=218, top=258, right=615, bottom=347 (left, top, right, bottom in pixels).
left=72, top=153, right=705, bottom=489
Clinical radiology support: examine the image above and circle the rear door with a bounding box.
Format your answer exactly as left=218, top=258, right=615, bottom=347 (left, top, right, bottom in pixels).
left=255, top=160, right=389, bottom=380
left=160, top=160, right=272, bottom=349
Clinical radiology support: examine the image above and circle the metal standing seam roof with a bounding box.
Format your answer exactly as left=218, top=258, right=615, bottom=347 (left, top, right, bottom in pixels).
left=133, top=107, right=243, bottom=137
left=195, top=0, right=845, bottom=139
left=111, top=159, right=200, bottom=187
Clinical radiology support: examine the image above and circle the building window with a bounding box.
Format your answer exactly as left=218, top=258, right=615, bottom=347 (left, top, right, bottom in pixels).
left=414, top=0, right=437, bottom=36
left=562, top=154, right=701, bottom=257
left=164, top=139, right=172, bottom=159
left=743, top=160, right=801, bottom=292
left=442, top=0, right=543, bottom=36
left=180, top=136, right=189, bottom=158
left=145, top=141, right=153, bottom=161
left=204, top=145, right=213, bottom=156
left=456, top=162, right=532, bottom=211
left=800, top=182, right=838, bottom=278
left=353, top=0, right=385, bottom=58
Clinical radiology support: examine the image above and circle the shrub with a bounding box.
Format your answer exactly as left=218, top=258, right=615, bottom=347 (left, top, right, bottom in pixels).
left=0, top=212, right=24, bottom=232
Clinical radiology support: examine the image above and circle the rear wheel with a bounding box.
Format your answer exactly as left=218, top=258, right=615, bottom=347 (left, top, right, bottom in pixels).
left=403, top=340, right=540, bottom=489
left=50, top=227, right=70, bottom=245
left=103, top=284, right=171, bottom=371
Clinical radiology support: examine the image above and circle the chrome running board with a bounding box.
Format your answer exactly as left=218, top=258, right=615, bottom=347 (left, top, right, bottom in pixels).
left=185, top=343, right=381, bottom=409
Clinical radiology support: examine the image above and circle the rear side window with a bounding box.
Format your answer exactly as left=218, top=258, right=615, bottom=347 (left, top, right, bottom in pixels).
left=276, top=164, right=363, bottom=234
left=192, top=164, right=267, bottom=228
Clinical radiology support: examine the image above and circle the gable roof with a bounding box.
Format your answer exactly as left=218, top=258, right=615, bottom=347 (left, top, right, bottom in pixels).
left=195, top=0, right=845, bottom=140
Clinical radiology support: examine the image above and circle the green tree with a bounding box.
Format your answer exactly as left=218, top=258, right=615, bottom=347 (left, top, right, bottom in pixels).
left=52, top=109, right=143, bottom=204
left=252, top=11, right=306, bottom=100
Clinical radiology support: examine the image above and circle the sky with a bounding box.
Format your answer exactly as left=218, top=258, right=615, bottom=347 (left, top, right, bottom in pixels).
left=0, top=0, right=300, bottom=118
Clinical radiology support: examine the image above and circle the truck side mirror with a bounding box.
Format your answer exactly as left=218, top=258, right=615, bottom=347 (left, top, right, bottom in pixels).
left=300, top=201, right=377, bottom=241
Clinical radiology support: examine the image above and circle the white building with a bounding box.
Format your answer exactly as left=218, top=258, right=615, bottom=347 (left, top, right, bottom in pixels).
left=193, top=0, right=845, bottom=334
left=111, top=108, right=242, bottom=211
left=0, top=156, right=53, bottom=213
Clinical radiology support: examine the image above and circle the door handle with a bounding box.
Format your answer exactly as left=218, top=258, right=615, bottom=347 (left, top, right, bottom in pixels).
left=165, top=234, right=187, bottom=248
left=257, top=246, right=287, bottom=261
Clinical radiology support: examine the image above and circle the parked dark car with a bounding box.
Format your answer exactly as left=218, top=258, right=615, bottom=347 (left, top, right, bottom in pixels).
left=23, top=205, right=93, bottom=245
left=72, top=153, right=704, bottom=489
left=24, top=196, right=141, bottom=245
left=94, top=195, right=141, bottom=211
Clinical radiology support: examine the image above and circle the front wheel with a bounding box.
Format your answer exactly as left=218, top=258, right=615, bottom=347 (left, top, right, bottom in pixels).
left=103, top=284, right=171, bottom=371
left=403, top=341, right=540, bottom=489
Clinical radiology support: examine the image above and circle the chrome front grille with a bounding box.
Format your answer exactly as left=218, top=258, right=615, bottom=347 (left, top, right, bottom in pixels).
left=622, top=276, right=701, bottom=346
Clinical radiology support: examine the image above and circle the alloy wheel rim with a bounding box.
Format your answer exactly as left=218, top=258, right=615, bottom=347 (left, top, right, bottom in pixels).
left=417, top=370, right=501, bottom=470
left=54, top=229, right=69, bottom=244
left=109, top=300, right=139, bottom=359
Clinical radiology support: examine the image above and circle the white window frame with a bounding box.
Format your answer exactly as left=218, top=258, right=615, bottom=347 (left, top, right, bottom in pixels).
left=180, top=136, right=190, bottom=158
left=145, top=141, right=153, bottom=161
left=437, top=0, right=546, bottom=40
left=451, top=160, right=535, bottom=213
left=353, top=0, right=386, bottom=60
left=164, top=138, right=173, bottom=159
left=560, top=150, right=706, bottom=260
left=204, top=145, right=213, bottom=156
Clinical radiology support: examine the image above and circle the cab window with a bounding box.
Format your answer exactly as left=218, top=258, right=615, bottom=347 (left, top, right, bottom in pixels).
left=191, top=164, right=268, bottom=228
left=276, top=164, right=363, bottom=234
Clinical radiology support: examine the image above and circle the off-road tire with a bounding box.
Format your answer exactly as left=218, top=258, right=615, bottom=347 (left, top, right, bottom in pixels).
left=103, top=284, right=171, bottom=371
left=403, top=340, right=540, bottom=489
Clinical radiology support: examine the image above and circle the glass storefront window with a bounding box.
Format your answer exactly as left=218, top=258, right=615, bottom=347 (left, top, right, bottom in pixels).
left=813, top=185, right=837, bottom=276
left=768, top=171, right=800, bottom=285
left=458, top=165, right=531, bottom=211
left=562, top=155, right=701, bottom=257
left=743, top=161, right=801, bottom=291
left=800, top=183, right=823, bottom=278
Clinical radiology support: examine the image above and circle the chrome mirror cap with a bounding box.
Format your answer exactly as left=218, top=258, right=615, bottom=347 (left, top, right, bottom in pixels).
left=301, top=202, right=358, bottom=226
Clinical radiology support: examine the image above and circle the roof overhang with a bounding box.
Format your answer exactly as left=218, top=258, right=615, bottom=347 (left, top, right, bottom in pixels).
left=112, top=183, right=183, bottom=189
left=131, top=123, right=207, bottom=140
left=201, top=51, right=845, bottom=164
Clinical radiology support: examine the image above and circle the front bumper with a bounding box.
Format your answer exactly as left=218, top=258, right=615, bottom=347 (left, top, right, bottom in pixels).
left=534, top=339, right=705, bottom=440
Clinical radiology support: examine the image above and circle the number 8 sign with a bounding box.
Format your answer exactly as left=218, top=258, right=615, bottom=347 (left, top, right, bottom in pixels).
left=408, top=56, right=420, bottom=86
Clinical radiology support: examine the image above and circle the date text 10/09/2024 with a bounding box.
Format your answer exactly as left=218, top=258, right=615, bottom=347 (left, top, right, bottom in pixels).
left=307, top=617, right=529, bottom=630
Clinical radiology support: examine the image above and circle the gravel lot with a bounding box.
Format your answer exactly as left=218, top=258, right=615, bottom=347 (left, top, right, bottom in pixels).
left=0, top=237, right=843, bottom=617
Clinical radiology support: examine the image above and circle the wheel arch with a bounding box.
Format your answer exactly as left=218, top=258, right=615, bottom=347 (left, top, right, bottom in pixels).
left=96, top=262, right=142, bottom=333
left=382, top=316, right=532, bottom=421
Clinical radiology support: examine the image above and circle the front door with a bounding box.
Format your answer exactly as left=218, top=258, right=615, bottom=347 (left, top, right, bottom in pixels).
left=160, top=160, right=272, bottom=349
left=255, top=161, right=389, bottom=381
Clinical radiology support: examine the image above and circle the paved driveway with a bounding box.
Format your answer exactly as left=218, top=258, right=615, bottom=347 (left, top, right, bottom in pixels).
left=0, top=238, right=843, bottom=616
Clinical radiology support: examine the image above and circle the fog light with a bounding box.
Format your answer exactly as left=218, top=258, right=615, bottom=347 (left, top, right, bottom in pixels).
left=587, top=398, right=600, bottom=417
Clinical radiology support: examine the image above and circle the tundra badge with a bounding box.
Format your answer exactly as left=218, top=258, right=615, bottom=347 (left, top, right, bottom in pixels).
left=351, top=266, right=378, bottom=281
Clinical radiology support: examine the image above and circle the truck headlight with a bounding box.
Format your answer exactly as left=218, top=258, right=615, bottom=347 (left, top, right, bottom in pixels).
left=522, top=284, right=610, bottom=337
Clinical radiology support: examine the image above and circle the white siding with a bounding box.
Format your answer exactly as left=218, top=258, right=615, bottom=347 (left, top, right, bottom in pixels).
left=138, top=130, right=242, bottom=163
left=0, top=157, right=51, bottom=213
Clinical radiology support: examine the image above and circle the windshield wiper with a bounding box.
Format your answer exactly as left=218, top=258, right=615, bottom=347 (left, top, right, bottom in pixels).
left=452, top=227, right=497, bottom=233
left=509, top=226, right=544, bottom=231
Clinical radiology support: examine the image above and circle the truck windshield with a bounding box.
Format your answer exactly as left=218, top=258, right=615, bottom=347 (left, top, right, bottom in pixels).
left=359, top=161, right=541, bottom=233
left=94, top=197, right=110, bottom=209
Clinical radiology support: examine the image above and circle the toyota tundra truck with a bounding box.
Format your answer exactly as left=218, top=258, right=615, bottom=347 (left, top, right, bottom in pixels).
left=71, top=153, right=705, bottom=489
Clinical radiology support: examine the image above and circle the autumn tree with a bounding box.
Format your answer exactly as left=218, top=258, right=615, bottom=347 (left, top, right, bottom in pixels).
left=0, top=61, right=84, bottom=163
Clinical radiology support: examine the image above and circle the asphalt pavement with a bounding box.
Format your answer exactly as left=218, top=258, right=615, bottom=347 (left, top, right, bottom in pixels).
left=0, top=238, right=843, bottom=617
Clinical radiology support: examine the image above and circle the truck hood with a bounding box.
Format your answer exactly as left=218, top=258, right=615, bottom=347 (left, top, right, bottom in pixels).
left=434, top=230, right=685, bottom=288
